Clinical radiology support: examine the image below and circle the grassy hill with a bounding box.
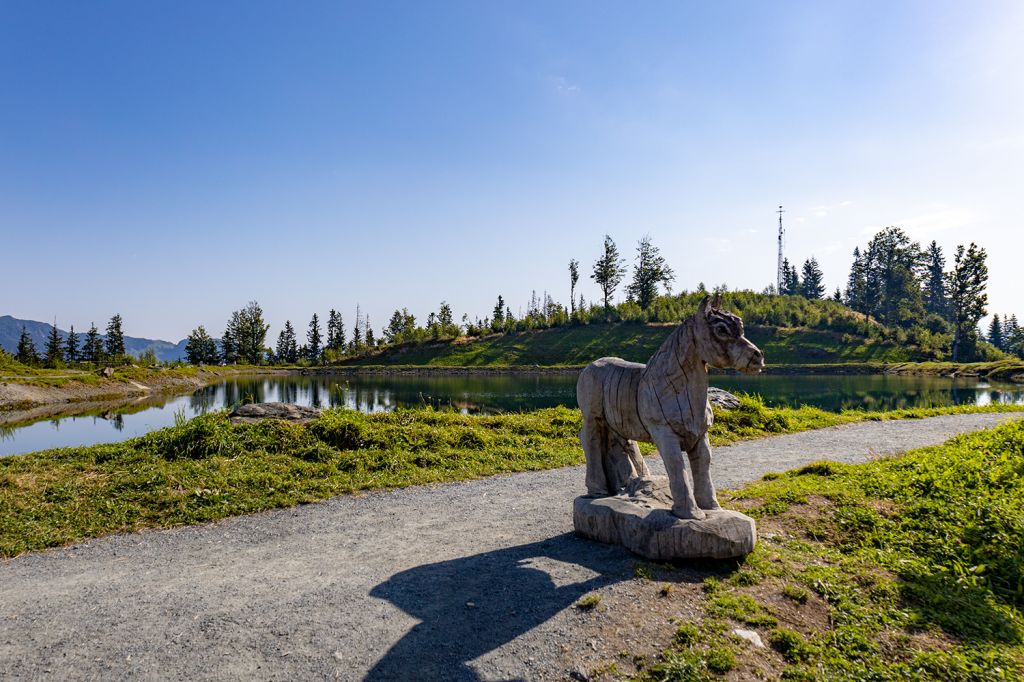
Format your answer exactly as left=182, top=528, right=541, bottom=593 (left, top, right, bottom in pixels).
left=339, top=323, right=921, bottom=368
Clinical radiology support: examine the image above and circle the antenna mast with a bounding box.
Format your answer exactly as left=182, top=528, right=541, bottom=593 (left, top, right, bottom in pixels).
left=776, top=205, right=785, bottom=294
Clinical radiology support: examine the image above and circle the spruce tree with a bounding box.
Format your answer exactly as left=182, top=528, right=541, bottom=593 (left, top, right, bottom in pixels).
left=66, top=325, right=79, bottom=363
left=365, top=317, right=375, bottom=347
left=780, top=258, right=800, bottom=296
left=491, top=295, right=505, bottom=331
left=844, top=247, right=866, bottom=315
left=987, top=315, right=1004, bottom=351
left=799, top=258, right=825, bottom=299
left=221, top=313, right=240, bottom=364
left=307, top=313, right=322, bottom=362
left=922, top=240, right=947, bottom=318
left=626, top=235, right=675, bottom=310
left=591, top=235, right=627, bottom=310
left=105, top=314, right=126, bottom=359
left=948, top=243, right=988, bottom=362
left=84, top=323, right=102, bottom=364
left=45, top=320, right=63, bottom=367
left=15, top=326, right=38, bottom=365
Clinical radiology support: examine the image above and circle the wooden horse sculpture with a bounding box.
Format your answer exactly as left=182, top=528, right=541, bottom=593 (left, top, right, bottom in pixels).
left=576, top=295, right=764, bottom=520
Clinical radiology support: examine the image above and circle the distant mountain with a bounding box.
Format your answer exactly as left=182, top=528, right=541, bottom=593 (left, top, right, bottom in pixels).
left=0, top=316, right=190, bottom=363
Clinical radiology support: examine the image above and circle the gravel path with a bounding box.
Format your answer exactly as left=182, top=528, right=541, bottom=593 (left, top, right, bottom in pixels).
left=1, top=412, right=1019, bottom=681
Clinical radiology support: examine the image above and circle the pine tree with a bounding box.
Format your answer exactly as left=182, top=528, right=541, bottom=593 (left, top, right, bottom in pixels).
left=568, top=259, right=580, bottom=315
left=222, top=302, right=270, bottom=365
left=799, top=258, right=825, bottom=299
left=832, top=288, right=843, bottom=302
left=45, top=319, right=63, bottom=367
left=15, top=326, right=38, bottom=365
left=105, top=314, right=126, bottom=359
left=185, top=326, right=219, bottom=365
left=591, top=235, right=627, bottom=311
left=307, top=313, right=322, bottom=362
left=626, top=235, right=675, bottom=310
left=948, top=243, right=988, bottom=362
left=987, top=315, right=1004, bottom=351
left=365, top=317, right=375, bottom=347
left=66, top=325, right=79, bottom=363
left=84, top=323, right=102, bottom=364
left=922, top=240, right=947, bottom=318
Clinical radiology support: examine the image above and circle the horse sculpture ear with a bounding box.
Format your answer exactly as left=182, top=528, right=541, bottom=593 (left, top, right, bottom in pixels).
left=698, top=295, right=712, bottom=317
left=711, top=292, right=723, bottom=310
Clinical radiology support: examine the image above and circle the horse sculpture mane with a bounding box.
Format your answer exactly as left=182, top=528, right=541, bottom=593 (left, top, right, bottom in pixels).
left=576, top=295, right=763, bottom=520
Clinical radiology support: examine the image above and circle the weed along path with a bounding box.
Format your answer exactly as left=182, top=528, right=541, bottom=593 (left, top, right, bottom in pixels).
left=1, top=412, right=1020, bottom=681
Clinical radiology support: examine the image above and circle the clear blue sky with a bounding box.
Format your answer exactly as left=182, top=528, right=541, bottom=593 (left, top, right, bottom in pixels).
left=2, top=1, right=1021, bottom=341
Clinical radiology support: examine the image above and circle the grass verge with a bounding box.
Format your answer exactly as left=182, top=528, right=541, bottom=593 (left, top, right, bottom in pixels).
left=1, top=397, right=1023, bottom=558
left=635, top=419, right=1024, bottom=681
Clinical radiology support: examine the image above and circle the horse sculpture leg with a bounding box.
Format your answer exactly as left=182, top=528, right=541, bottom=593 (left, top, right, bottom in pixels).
left=580, top=417, right=611, bottom=497
left=689, top=433, right=720, bottom=511
left=649, top=426, right=705, bottom=520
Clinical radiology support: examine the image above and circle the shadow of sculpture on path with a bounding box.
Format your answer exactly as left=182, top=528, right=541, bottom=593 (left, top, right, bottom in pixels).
left=365, top=532, right=635, bottom=681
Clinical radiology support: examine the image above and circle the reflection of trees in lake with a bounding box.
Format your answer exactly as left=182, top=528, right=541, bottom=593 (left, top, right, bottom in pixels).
left=190, top=385, right=219, bottom=413
left=310, top=382, right=322, bottom=409
left=223, top=380, right=267, bottom=407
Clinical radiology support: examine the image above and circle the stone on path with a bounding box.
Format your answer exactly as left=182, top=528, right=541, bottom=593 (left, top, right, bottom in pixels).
left=573, top=476, right=756, bottom=560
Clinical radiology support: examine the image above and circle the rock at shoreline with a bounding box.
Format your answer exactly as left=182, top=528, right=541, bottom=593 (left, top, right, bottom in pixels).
left=573, top=476, right=756, bottom=560
left=708, top=387, right=741, bottom=410
left=229, top=402, right=321, bottom=424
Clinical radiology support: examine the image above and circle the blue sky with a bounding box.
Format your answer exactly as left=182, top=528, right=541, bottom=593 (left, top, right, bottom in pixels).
left=2, top=1, right=1022, bottom=340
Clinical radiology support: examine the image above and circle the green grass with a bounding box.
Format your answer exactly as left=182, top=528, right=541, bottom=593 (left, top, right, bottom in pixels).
left=1, top=397, right=1023, bottom=558
left=639, top=419, right=1024, bottom=680
left=339, top=323, right=919, bottom=368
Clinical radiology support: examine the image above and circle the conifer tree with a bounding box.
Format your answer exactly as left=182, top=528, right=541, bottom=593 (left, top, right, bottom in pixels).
left=492, top=295, right=506, bottom=331
left=626, top=235, right=675, bottom=310
left=948, top=243, right=988, bottom=362
left=922, top=240, right=948, bottom=318
left=221, top=312, right=240, bottom=364
left=44, top=319, right=63, bottom=367
left=84, top=323, right=102, bottom=364
left=591, top=235, right=627, bottom=310
left=185, top=326, right=219, bottom=365
left=844, top=247, right=866, bottom=315
left=987, top=315, right=1004, bottom=351
left=365, top=316, right=375, bottom=347
left=105, top=314, right=126, bottom=359
left=780, top=258, right=800, bottom=296
left=799, top=258, right=825, bottom=299
left=66, top=325, right=79, bottom=363
left=351, top=305, right=363, bottom=351
left=307, top=313, right=322, bottom=362
left=15, top=326, right=38, bottom=365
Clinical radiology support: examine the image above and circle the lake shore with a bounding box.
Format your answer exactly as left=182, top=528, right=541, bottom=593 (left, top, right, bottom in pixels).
left=3, top=359, right=1023, bottom=417
left=0, top=366, right=283, bottom=416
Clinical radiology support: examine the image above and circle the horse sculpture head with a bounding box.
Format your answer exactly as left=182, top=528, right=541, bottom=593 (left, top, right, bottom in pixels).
left=693, top=294, right=764, bottom=375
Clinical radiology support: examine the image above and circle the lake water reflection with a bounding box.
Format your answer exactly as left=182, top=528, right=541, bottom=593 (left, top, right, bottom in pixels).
left=2, top=372, right=1023, bottom=456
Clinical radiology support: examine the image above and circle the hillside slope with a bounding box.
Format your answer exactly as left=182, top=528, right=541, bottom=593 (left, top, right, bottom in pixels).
left=340, top=323, right=921, bottom=367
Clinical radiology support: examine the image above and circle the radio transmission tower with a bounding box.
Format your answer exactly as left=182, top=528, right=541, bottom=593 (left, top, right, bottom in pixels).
left=776, top=205, right=785, bottom=294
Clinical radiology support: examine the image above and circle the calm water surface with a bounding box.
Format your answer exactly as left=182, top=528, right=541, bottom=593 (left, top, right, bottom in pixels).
left=2, top=373, right=1023, bottom=456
